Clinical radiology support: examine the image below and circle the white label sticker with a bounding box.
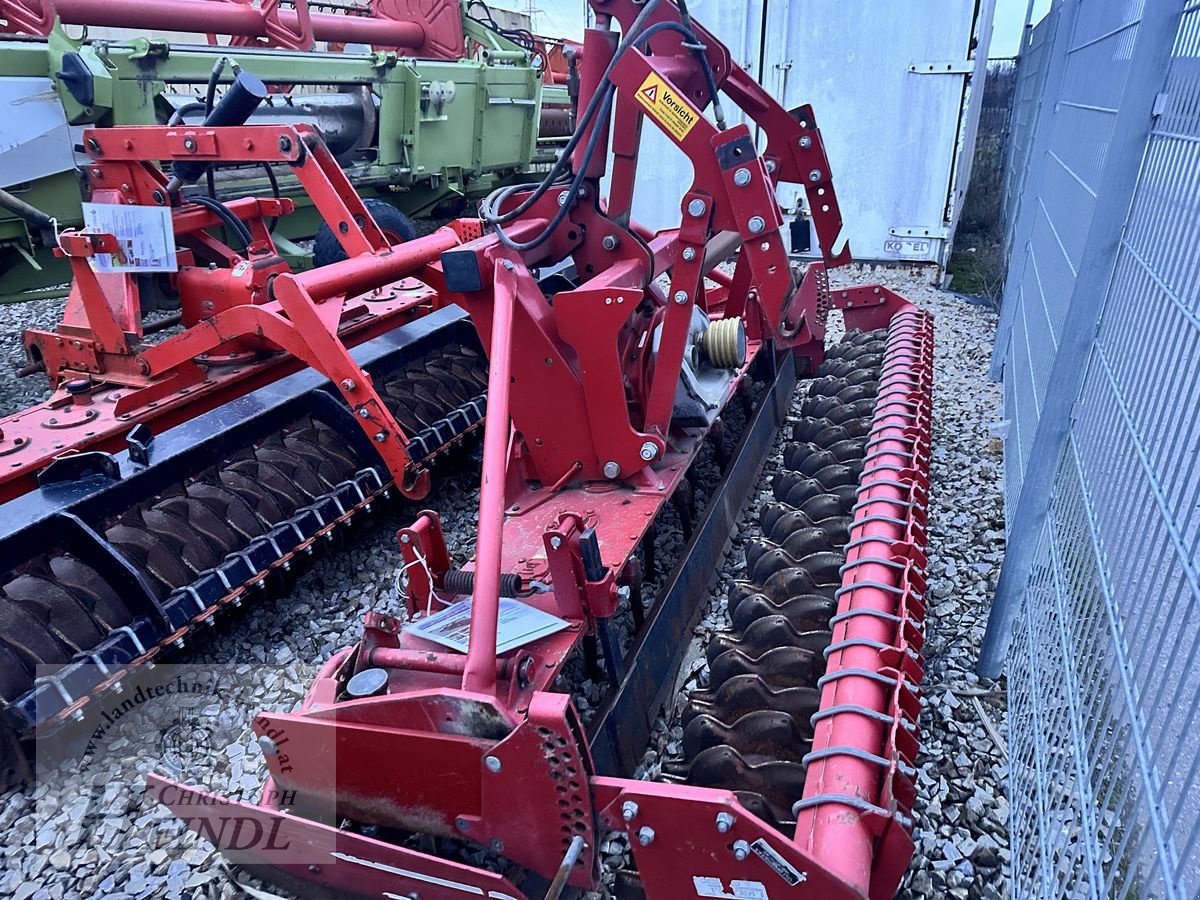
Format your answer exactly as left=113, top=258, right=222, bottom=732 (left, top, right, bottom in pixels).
left=81, top=202, right=178, bottom=273
left=749, top=839, right=806, bottom=886
left=405, top=597, right=569, bottom=654
left=692, top=876, right=770, bottom=900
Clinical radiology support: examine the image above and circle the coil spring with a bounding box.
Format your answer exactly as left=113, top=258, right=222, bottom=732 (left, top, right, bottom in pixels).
left=442, top=569, right=523, bottom=598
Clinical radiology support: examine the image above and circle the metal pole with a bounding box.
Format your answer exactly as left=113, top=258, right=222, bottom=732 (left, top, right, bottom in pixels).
left=978, top=0, right=1186, bottom=678
left=462, top=260, right=518, bottom=695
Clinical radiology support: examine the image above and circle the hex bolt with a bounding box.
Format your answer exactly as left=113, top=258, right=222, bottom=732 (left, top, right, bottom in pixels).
left=733, top=839, right=751, bottom=861
left=809, top=168, right=823, bottom=182
left=748, top=216, right=766, bottom=234
left=765, top=159, right=778, bottom=173
left=374, top=432, right=387, bottom=443
left=603, top=461, right=621, bottom=479
left=455, top=817, right=470, bottom=832
left=484, top=755, right=502, bottom=773
left=687, top=198, right=707, bottom=217
left=639, top=441, right=657, bottom=461
left=340, top=378, right=356, bottom=391
left=638, top=826, right=655, bottom=846
left=715, top=812, right=736, bottom=833
left=183, top=137, right=197, bottom=153
left=558, top=190, right=571, bottom=207
left=733, top=167, right=752, bottom=187
left=278, top=135, right=292, bottom=152
left=682, top=247, right=697, bottom=262
left=602, top=234, right=619, bottom=250
left=622, top=800, right=639, bottom=821
left=673, top=290, right=689, bottom=304
left=550, top=535, right=563, bottom=550
left=799, top=136, right=812, bottom=149
left=358, top=408, right=371, bottom=419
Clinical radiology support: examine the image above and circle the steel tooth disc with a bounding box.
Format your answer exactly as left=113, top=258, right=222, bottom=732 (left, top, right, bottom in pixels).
left=46, top=557, right=133, bottom=631
left=708, top=645, right=824, bottom=691
left=254, top=449, right=326, bottom=500
left=744, top=527, right=845, bottom=577
left=759, top=501, right=816, bottom=538
left=2, top=575, right=105, bottom=652
left=282, top=430, right=352, bottom=489
left=733, top=792, right=789, bottom=831
left=139, top=508, right=222, bottom=575
left=684, top=675, right=821, bottom=728
left=731, top=592, right=838, bottom=634
left=727, top=576, right=836, bottom=613
left=706, top=620, right=833, bottom=666
left=155, top=497, right=240, bottom=557
left=230, top=458, right=310, bottom=509
left=781, top=444, right=840, bottom=476
left=104, top=524, right=187, bottom=597
left=219, top=469, right=287, bottom=526
left=752, top=566, right=838, bottom=605
left=775, top=470, right=858, bottom=507
left=827, top=399, right=878, bottom=425
left=682, top=711, right=813, bottom=762
left=307, top=422, right=362, bottom=473
left=187, top=481, right=267, bottom=540
left=750, top=548, right=845, bottom=587
left=0, top=644, right=38, bottom=702
left=673, top=745, right=808, bottom=820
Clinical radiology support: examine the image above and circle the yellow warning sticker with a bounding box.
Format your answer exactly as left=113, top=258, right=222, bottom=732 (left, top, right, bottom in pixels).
left=634, top=72, right=700, bottom=142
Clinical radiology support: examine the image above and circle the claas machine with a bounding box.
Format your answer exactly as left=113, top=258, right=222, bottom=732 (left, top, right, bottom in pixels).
left=0, top=0, right=933, bottom=897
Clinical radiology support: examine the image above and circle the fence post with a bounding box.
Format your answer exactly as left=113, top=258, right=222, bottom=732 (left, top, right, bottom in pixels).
left=978, top=0, right=1186, bottom=678
left=988, top=0, right=1075, bottom=381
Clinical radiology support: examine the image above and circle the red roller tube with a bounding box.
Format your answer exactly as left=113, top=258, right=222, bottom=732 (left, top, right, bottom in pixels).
left=47, top=0, right=426, bottom=49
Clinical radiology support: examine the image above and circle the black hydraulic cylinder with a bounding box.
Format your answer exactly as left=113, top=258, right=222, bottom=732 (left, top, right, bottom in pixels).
left=171, top=72, right=269, bottom=185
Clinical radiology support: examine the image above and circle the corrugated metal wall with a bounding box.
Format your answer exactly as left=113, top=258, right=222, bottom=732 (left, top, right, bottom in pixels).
left=985, top=1, right=1200, bottom=895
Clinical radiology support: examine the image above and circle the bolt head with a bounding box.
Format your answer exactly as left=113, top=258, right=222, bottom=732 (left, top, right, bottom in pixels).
left=558, top=190, right=571, bottom=207
left=484, top=755, right=502, bottom=773
left=374, top=432, right=387, bottom=442
left=639, top=441, right=657, bottom=461
left=622, top=800, right=639, bottom=821
left=748, top=216, right=766, bottom=234
left=602, top=234, right=618, bottom=250
left=733, top=839, right=751, bottom=860
left=340, top=378, right=356, bottom=391
left=278, top=135, right=292, bottom=152
left=550, top=535, right=563, bottom=550
left=603, top=461, right=621, bottom=479
left=358, top=407, right=370, bottom=419
left=638, top=826, right=655, bottom=846
left=809, top=168, right=822, bottom=182
left=687, top=198, right=707, bottom=217
left=715, top=811, right=736, bottom=833
left=765, top=159, right=778, bottom=173
left=682, top=247, right=697, bottom=262
left=799, top=136, right=813, bottom=149
left=733, top=167, right=751, bottom=187
left=673, top=290, right=689, bottom=305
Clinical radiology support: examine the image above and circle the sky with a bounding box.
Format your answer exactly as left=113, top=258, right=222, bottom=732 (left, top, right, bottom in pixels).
left=494, top=0, right=1056, bottom=60
left=989, top=0, right=1053, bottom=57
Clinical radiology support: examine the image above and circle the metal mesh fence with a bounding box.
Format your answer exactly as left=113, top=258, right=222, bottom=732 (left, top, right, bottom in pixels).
left=991, top=0, right=1200, bottom=897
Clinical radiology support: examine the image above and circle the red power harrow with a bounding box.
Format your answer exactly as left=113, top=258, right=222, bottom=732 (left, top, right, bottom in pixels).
left=140, top=1, right=934, bottom=897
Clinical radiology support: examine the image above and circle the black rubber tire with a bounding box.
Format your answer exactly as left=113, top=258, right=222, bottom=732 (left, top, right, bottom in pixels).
left=313, top=198, right=417, bottom=267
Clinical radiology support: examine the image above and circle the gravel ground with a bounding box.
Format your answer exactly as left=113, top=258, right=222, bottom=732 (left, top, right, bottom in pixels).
left=0, top=266, right=1009, bottom=899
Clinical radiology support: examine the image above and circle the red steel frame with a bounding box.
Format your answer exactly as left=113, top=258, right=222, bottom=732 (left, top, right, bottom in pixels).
left=147, top=2, right=933, bottom=898
left=0, top=0, right=465, bottom=57
left=0, top=122, right=483, bottom=503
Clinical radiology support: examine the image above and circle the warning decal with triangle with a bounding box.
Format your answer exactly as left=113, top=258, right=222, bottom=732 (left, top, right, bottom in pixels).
left=634, top=72, right=700, bottom=141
